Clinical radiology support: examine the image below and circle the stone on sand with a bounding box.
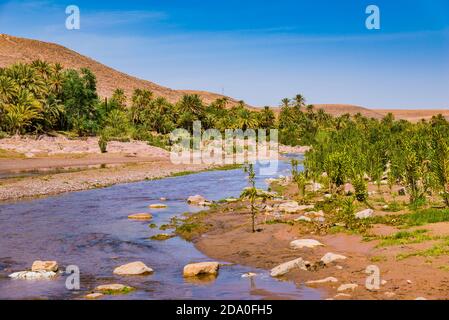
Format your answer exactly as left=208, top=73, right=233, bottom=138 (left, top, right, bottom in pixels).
left=306, top=277, right=339, bottom=285
left=320, top=252, right=347, bottom=265
left=270, top=258, right=310, bottom=277
left=290, top=239, right=324, bottom=249
left=337, top=283, right=358, bottom=292
left=355, top=209, right=374, bottom=219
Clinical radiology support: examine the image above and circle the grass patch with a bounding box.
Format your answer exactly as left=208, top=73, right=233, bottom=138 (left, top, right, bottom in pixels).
left=397, top=243, right=449, bottom=260
left=370, top=255, right=387, bottom=263
left=405, top=209, right=449, bottom=226
left=377, top=229, right=431, bottom=247
left=265, top=219, right=294, bottom=226
left=175, top=211, right=213, bottom=241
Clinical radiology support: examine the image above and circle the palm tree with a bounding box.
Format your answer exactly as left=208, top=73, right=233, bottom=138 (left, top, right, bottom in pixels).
left=177, top=94, right=203, bottom=116
left=4, top=89, right=42, bottom=134
left=281, top=98, right=290, bottom=108
left=236, top=108, right=258, bottom=130
left=0, top=75, right=17, bottom=103
left=294, top=94, right=306, bottom=108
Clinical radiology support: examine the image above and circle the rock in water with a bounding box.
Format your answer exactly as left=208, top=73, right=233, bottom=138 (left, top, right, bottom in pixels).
left=31, top=260, right=59, bottom=272
left=355, top=209, right=374, bottom=219
left=128, top=213, right=153, bottom=221
left=85, top=293, right=104, bottom=299
left=270, top=258, right=310, bottom=277
left=9, top=271, right=57, bottom=280
left=320, top=252, right=347, bottom=265
left=95, top=284, right=134, bottom=294
left=113, top=261, right=153, bottom=276
left=290, top=239, right=324, bottom=249
left=183, top=262, right=219, bottom=277
left=187, top=195, right=207, bottom=205
left=149, top=204, right=167, bottom=209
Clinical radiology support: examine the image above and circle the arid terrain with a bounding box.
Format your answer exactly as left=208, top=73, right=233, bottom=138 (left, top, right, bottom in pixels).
left=179, top=181, right=449, bottom=300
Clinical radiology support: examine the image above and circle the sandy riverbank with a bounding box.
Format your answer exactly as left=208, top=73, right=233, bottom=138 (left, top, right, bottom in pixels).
left=179, top=183, right=449, bottom=300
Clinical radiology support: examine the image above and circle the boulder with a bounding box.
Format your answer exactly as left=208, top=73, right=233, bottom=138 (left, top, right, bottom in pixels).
left=183, top=262, right=219, bottom=277
left=279, top=201, right=314, bottom=214
left=306, top=277, right=338, bottom=285
left=113, top=261, right=153, bottom=276
left=290, top=239, right=324, bottom=249
left=337, top=283, right=358, bottom=292
left=95, top=284, right=134, bottom=294
left=128, top=213, right=153, bottom=221
left=31, top=260, right=58, bottom=272
left=149, top=204, right=167, bottom=209
left=355, top=209, right=374, bottom=219
left=9, top=271, right=57, bottom=280
left=321, top=252, right=347, bottom=265
left=270, top=258, right=310, bottom=277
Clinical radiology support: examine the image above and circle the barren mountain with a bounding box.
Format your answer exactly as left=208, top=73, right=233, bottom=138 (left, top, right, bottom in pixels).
left=0, top=34, right=240, bottom=105
left=312, top=104, right=384, bottom=119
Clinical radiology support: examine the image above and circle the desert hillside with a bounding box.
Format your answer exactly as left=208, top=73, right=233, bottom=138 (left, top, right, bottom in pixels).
left=0, top=34, right=240, bottom=105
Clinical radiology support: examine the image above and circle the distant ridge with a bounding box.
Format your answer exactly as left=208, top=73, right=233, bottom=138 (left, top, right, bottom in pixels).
left=0, top=34, right=242, bottom=106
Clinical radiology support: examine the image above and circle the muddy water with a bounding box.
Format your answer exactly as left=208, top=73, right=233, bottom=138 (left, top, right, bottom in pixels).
left=0, top=157, right=320, bottom=300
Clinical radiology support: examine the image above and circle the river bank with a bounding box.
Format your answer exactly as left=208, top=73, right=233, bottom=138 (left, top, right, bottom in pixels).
left=178, top=179, right=449, bottom=300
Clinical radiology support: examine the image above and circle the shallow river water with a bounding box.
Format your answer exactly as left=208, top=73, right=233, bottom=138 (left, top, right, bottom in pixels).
left=0, top=156, right=320, bottom=300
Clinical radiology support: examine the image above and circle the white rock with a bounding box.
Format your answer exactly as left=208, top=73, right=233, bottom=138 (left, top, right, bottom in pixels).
left=278, top=201, right=301, bottom=213
left=113, top=261, right=153, bottom=276
left=415, top=297, right=427, bottom=300
left=337, top=283, right=358, bottom=292
left=321, top=252, right=347, bottom=265
left=183, top=262, right=219, bottom=277
left=295, top=216, right=312, bottom=222
left=270, top=258, right=310, bottom=277
left=306, top=277, right=338, bottom=285
left=85, top=293, right=104, bottom=299
left=290, top=239, right=324, bottom=249
left=355, top=209, right=374, bottom=219
left=9, top=271, right=57, bottom=280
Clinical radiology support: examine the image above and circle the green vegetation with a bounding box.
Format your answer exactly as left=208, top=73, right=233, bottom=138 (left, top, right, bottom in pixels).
left=405, top=209, right=449, bottom=226
left=0, top=60, right=275, bottom=147
left=377, top=229, right=431, bottom=247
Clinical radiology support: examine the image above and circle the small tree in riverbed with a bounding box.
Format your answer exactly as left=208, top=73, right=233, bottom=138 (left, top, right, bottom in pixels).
left=241, top=163, right=258, bottom=233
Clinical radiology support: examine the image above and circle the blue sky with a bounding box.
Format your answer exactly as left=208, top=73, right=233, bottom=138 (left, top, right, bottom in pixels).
left=0, top=0, right=448, bottom=109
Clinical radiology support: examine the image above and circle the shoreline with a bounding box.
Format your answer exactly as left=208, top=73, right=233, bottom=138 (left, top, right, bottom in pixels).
left=177, top=182, right=449, bottom=300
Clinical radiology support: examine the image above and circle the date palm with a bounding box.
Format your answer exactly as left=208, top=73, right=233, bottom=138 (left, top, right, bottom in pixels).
left=4, top=89, right=42, bottom=134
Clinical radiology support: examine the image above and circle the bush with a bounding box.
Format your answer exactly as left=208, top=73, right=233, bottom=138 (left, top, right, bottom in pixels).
left=98, top=135, right=108, bottom=153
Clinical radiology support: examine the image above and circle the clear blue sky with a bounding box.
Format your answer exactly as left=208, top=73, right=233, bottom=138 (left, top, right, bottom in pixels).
left=1, top=0, right=448, bottom=109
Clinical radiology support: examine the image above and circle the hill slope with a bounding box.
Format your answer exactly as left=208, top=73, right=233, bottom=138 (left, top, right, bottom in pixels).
left=0, top=34, right=240, bottom=105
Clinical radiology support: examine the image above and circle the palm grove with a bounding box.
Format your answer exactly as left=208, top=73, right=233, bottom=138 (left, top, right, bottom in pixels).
left=2, top=61, right=449, bottom=209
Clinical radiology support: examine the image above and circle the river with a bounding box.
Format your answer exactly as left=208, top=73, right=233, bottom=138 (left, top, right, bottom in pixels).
left=0, top=156, right=320, bottom=300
